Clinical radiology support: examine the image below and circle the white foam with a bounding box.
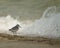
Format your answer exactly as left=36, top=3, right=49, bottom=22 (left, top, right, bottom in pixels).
left=0, top=6, right=60, bottom=38
left=19, top=6, right=60, bottom=38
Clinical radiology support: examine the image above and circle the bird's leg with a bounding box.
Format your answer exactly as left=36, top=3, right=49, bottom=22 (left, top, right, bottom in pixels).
left=13, top=32, right=17, bottom=36
left=13, top=32, right=15, bottom=35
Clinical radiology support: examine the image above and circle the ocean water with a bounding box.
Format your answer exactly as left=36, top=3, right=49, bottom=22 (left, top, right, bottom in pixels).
left=0, top=0, right=60, bottom=39
left=0, top=0, right=59, bottom=20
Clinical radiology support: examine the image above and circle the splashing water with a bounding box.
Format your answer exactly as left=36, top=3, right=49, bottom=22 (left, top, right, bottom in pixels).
left=0, top=6, right=60, bottom=38
left=0, top=15, right=33, bottom=35
left=0, top=15, right=21, bottom=34
left=20, top=6, right=60, bottom=38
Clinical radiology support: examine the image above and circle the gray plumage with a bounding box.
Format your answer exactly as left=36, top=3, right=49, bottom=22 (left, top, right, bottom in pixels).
left=9, top=24, right=21, bottom=34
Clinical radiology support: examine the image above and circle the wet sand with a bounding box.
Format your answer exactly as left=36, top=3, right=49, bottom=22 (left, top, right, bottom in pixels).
left=0, top=40, right=60, bottom=48
left=0, top=33, right=60, bottom=48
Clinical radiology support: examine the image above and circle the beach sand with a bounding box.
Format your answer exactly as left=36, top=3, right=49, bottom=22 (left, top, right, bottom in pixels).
left=0, top=33, right=60, bottom=48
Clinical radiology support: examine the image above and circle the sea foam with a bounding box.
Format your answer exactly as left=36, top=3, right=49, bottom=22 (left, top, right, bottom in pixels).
left=0, top=6, right=60, bottom=38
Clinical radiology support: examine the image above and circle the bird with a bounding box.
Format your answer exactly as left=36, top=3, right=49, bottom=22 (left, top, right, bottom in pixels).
left=9, top=24, right=21, bottom=35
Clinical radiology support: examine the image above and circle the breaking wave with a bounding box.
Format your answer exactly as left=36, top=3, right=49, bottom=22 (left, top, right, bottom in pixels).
left=0, top=6, right=60, bottom=38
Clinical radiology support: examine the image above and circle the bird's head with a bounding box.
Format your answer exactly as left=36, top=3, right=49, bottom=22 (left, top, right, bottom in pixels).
left=16, top=24, right=21, bottom=28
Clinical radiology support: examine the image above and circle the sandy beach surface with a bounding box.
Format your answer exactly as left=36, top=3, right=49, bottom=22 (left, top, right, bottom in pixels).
left=0, top=40, right=60, bottom=48
left=0, top=33, right=60, bottom=48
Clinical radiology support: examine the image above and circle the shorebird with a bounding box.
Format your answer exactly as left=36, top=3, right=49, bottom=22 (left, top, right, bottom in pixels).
left=9, top=24, right=21, bottom=35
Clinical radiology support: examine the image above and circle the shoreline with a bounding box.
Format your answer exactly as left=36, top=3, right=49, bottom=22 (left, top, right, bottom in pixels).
left=0, top=33, right=60, bottom=45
